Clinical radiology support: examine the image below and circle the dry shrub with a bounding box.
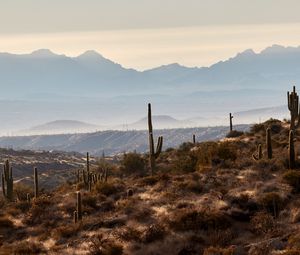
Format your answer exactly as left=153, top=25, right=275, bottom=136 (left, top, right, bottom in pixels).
left=258, top=192, right=286, bottom=217
left=88, top=234, right=123, bottom=255
left=283, top=170, right=300, bottom=193
left=14, top=200, right=31, bottom=213
left=141, top=223, right=166, bottom=243
left=250, top=211, right=277, bottom=234
left=53, top=224, right=80, bottom=240
left=206, top=229, right=236, bottom=247
left=113, top=226, right=141, bottom=242
left=4, top=240, right=45, bottom=255
left=14, top=183, right=32, bottom=201
left=0, top=216, right=14, bottom=229
left=83, top=193, right=98, bottom=209
left=120, top=152, right=146, bottom=176
left=281, top=250, right=300, bottom=255
left=25, top=195, right=60, bottom=225
left=173, top=152, right=198, bottom=173
left=226, top=130, right=244, bottom=138
left=203, top=246, right=235, bottom=255
left=95, top=182, right=119, bottom=197
left=196, top=142, right=237, bottom=170
left=174, top=179, right=202, bottom=194
left=288, top=233, right=300, bottom=249
left=139, top=175, right=159, bottom=186
left=169, top=209, right=230, bottom=232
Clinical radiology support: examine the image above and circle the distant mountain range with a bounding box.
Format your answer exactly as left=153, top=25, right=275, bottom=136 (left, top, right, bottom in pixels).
left=0, top=44, right=295, bottom=135
left=1, top=45, right=300, bottom=98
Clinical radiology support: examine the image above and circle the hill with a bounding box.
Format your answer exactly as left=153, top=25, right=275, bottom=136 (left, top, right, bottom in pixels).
left=17, top=120, right=101, bottom=135
left=0, top=125, right=249, bottom=155
left=1, top=119, right=300, bottom=254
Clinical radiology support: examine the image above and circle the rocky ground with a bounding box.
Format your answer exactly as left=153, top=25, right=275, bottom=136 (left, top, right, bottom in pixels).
left=0, top=119, right=300, bottom=254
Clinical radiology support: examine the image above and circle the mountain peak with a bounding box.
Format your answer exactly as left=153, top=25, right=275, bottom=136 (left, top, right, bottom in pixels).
left=236, top=49, right=256, bottom=58
left=78, top=50, right=104, bottom=59
left=30, top=49, right=57, bottom=57
left=260, top=44, right=300, bottom=54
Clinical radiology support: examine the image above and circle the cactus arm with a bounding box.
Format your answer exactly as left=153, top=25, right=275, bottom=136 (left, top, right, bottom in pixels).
left=154, top=136, right=163, bottom=158
left=2, top=173, right=6, bottom=197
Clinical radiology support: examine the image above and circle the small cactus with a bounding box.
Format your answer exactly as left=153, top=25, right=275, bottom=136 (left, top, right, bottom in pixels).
left=266, top=128, right=272, bottom=159
left=34, top=167, right=38, bottom=198
left=27, top=193, right=31, bottom=203
left=287, top=86, right=300, bottom=131
left=77, top=192, right=82, bottom=221
left=229, top=113, right=233, bottom=131
left=2, top=160, right=13, bottom=201
left=148, top=103, right=163, bottom=175
left=252, top=144, right=263, bottom=161
left=289, top=130, right=296, bottom=169
left=86, top=152, right=90, bottom=174
left=74, top=210, right=78, bottom=224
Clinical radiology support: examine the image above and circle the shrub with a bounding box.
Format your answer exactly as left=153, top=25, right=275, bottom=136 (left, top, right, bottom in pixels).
left=169, top=209, right=230, bottom=232
left=258, top=192, right=285, bottom=217
left=14, top=183, right=32, bottom=201
left=283, top=170, right=300, bottom=193
left=250, top=211, right=276, bottom=234
left=141, top=223, right=166, bottom=243
left=226, top=130, right=244, bottom=138
left=88, top=234, right=123, bottom=255
left=53, top=224, right=80, bottom=240
left=0, top=216, right=14, bottom=229
left=203, top=246, right=235, bottom=255
left=120, top=152, right=146, bottom=175
left=8, top=241, right=45, bottom=255
left=95, top=182, right=119, bottom=197
left=173, top=153, right=198, bottom=173
left=82, top=193, right=98, bottom=209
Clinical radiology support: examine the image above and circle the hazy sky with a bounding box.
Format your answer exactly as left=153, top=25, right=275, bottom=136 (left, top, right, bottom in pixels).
left=1, top=0, right=300, bottom=69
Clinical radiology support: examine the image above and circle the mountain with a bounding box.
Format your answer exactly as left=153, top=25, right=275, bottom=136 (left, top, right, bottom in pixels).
left=0, top=44, right=300, bottom=99
left=114, top=115, right=196, bottom=130
left=0, top=45, right=296, bottom=135
left=16, top=120, right=101, bottom=135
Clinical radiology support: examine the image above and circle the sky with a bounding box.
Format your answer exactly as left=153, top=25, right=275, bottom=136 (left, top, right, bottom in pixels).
left=1, top=0, right=300, bottom=70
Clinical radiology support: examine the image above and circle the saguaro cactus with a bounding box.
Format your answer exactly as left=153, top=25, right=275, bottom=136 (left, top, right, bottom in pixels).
left=266, top=128, right=272, bottom=159
left=287, top=86, right=300, bottom=131
left=2, top=160, right=13, bottom=201
left=229, top=113, right=233, bottom=132
left=193, top=134, right=196, bottom=144
left=289, top=130, right=295, bottom=169
left=252, top=144, right=262, bottom=161
left=86, top=152, right=90, bottom=174
left=34, top=167, right=38, bottom=198
left=148, top=103, right=163, bottom=175
left=77, top=192, right=82, bottom=221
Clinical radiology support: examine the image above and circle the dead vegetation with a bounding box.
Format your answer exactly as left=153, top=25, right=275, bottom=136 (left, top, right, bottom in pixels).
left=0, top=119, right=300, bottom=254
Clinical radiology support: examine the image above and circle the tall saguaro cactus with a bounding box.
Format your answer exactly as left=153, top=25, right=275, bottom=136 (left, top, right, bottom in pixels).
left=2, top=160, right=13, bottom=201
left=34, top=167, right=38, bottom=198
left=229, top=113, right=233, bottom=132
left=86, top=152, right=90, bottom=174
left=289, top=130, right=295, bottom=169
left=148, top=103, right=163, bottom=175
left=287, top=86, right=300, bottom=131
left=266, top=128, right=272, bottom=159
left=77, top=192, right=82, bottom=221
